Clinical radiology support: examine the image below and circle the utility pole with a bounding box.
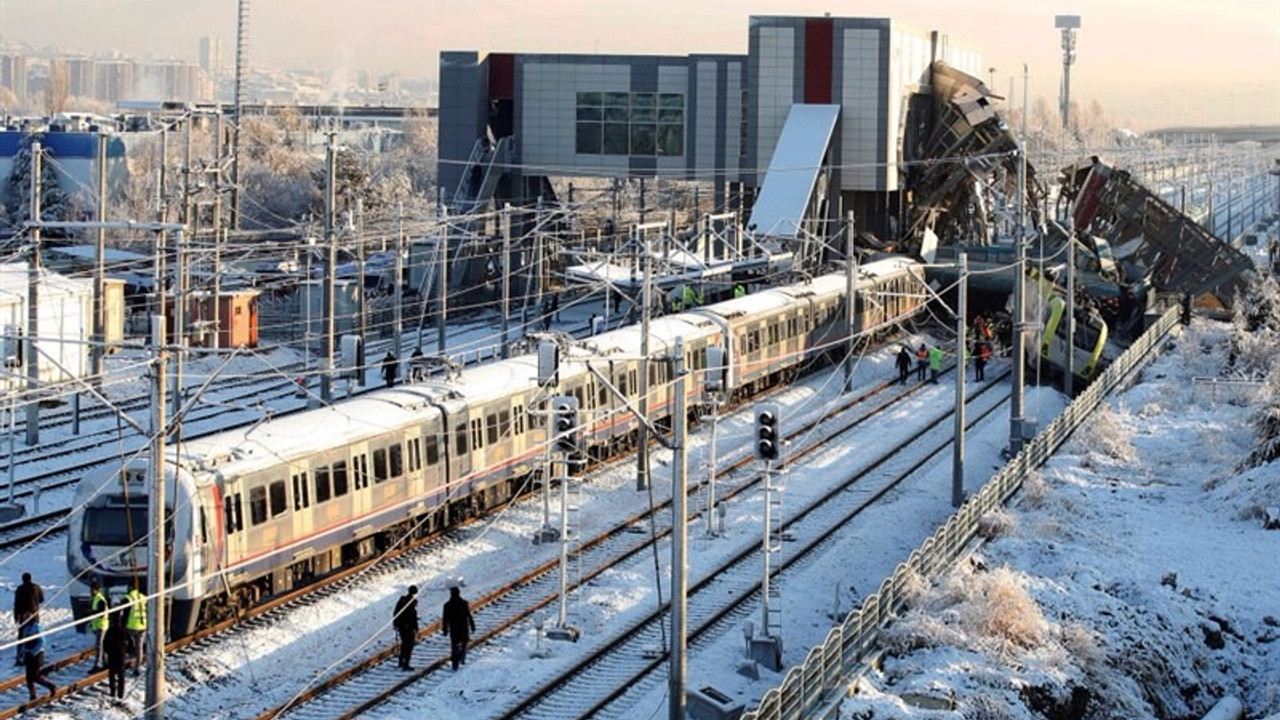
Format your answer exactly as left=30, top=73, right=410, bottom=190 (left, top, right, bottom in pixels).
left=146, top=313, right=168, bottom=720
left=231, top=0, right=250, bottom=230
left=668, top=336, right=688, bottom=720
left=1010, top=64, right=1029, bottom=457
left=1065, top=223, right=1076, bottom=398
left=321, top=131, right=336, bottom=403
left=843, top=211, right=856, bottom=392
left=93, top=134, right=107, bottom=383
left=953, top=253, right=967, bottom=508
left=394, top=201, right=404, bottom=356
left=24, top=142, right=41, bottom=446
left=212, top=111, right=224, bottom=348
left=636, top=226, right=651, bottom=491
left=501, top=203, right=511, bottom=359
left=437, top=206, right=449, bottom=356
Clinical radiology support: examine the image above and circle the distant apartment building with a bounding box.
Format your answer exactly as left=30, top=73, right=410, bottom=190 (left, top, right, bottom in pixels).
left=95, top=60, right=134, bottom=103
left=0, top=54, right=27, bottom=102
left=198, top=36, right=221, bottom=79
left=65, top=56, right=96, bottom=99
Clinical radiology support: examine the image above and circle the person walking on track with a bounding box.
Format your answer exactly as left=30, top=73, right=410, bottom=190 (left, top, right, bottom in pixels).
left=393, top=585, right=419, bottom=670
left=442, top=586, right=476, bottom=671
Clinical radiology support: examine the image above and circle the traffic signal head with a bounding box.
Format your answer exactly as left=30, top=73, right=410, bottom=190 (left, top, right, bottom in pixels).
left=552, top=396, right=579, bottom=454
left=755, top=405, right=780, bottom=461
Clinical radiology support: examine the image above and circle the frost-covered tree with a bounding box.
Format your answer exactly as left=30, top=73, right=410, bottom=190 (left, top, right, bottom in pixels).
left=1233, top=272, right=1280, bottom=467
left=3, top=133, right=76, bottom=236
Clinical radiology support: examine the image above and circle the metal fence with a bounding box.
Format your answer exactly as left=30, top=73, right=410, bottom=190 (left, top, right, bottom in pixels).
left=744, top=304, right=1184, bottom=720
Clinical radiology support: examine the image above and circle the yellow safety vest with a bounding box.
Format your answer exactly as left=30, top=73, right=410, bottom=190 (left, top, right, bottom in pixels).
left=90, top=590, right=109, bottom=631
left=126, top=589, right=147, bottom=630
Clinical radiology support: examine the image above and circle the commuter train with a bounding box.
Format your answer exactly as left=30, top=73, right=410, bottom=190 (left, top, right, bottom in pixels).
left=67, top=257, right=927, bottom=636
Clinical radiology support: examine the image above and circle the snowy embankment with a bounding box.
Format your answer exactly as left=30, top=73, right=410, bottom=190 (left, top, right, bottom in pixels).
left=843, top=318, right=1280, bottom=720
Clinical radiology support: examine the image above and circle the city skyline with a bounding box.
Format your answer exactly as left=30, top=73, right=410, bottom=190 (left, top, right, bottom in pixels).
left=3, top=0, right=1278, bottom=128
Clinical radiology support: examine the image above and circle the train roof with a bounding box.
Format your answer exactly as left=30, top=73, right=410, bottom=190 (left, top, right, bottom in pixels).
left=174, top=383, right=457, bottom=477
left=574, top=314, right=720, bottom=359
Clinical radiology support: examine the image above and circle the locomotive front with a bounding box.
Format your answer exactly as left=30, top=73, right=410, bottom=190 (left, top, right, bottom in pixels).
left=66, top=458, right=205, bottom=635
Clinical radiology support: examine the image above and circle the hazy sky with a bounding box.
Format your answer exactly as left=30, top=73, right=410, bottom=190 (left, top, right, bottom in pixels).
left=4, top=0, right=1278, bottom=128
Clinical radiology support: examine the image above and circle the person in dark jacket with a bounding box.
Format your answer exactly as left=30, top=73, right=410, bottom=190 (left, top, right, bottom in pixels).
left=103, top=610, right=128, bottom=699
left=915, top=344, right=928, bottom=382
left=895, top=346, right=912, bottom=385
left=441, top=586, right=476, bottom=671
left=19, top=620, right=55, bottom=700
left=381, top=352, right=398, bottom=389
left=13, top=573, right=43, bottom=666
left=392, top=585, right=419, bottom=670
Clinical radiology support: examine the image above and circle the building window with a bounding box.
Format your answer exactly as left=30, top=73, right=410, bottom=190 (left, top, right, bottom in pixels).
left=576, top=91, right=684, bottom=157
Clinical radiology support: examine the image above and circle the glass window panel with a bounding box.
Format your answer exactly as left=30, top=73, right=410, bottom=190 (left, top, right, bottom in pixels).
left=632, top=92, right=655, bottom=108
left=576, top=106, right=601, bottom=122
left=658, top=125, right=684, bottom=156
left=603, top=106, right=629, bottom=122
left=390, top=444, right=404, bottom=476
left=630, top=124, right=656, bottom=156
left=249, top=486, right=267, bottom=525
left=633, top=105, right=657, bottom=122
left=576, top=122, right=602, bottom=155
left=373, top=448, right=388, bottom=482
left=602, top=123, right=629, bottom=155
left=659, top=93, right=684, bottom=108
left=425, top=435, right=439, bottom=465
left=577, top=91, right=602, bottom=106
left=658, top=107, right=683, bottom=123
left=269, top=480, right=287, bottom=518
left=333, top=460, right=349, bottom=497
left=604, top=91, right=629, bottom=107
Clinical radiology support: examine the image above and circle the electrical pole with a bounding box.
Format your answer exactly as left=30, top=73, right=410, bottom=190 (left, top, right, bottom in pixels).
left=636, top=226, right=651, bottom=491
left=321, top=131, right=336, bottom=403
left=1010, top=64, right=1029, bottom=457
left=93, top=134, right=107, bottom=384
left=843, top=211, right=856, bottom=392
left=394, top=201, right=404, bottom=356
left=231, top=0, right=250, bottom=230
left=146, top=312, right=168, bottom=720
left=437, top=206, right=449, bottom=356
left=953, top=253, right=967, bottom=508
left=212, top=110, right=224, bottom=348
left=24, top=142, right=41, bottom=446
left=669, top=336, right=688, bottom=720
left=1065, top=223, right=1076, bottom=398
left=501, top=203, right=511, bottom=359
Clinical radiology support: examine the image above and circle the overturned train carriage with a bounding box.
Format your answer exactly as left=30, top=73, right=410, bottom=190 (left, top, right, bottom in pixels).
left=67, top=257, right=927, bottom=637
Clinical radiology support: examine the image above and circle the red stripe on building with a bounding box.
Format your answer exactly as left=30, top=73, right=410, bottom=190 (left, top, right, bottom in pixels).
left=488, top=53, right=514, bottom=99
left=804, top=18, right=834, bottom=104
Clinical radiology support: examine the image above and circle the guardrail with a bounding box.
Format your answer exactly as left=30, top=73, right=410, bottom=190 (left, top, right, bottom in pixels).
left=744, top=304, right=1184, bottom=720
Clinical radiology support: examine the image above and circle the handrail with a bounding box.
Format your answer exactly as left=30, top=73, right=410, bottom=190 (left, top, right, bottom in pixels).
left=743, top=304, right=1183, bottom=720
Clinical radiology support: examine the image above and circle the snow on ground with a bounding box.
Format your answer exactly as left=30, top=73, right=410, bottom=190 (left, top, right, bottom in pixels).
left=6, top=279, right=1279, bottom=720
left=840, top=318, right=1280, bottom=720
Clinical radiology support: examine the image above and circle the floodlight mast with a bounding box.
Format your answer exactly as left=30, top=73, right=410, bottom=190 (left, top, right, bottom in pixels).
left=1055, top=15, right=1081, bottom=133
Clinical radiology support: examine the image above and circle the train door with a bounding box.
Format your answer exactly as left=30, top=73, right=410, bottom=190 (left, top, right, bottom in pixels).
left=347, top=441, right=372, bottom=521
left=289, top=460, right=313, bottom=546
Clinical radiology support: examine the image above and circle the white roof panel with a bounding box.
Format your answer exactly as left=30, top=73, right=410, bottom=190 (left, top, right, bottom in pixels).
left=747, top=104, right=840, bottom=239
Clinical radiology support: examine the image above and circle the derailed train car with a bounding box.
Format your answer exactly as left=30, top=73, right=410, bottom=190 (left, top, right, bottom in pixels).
left=67, top=257, right=928, bottom=636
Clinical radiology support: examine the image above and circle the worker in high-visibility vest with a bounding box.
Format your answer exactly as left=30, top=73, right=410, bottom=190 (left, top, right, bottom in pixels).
left=89, top=579, right=110, bottom=671
left=125, top=581, right=146, bottom=677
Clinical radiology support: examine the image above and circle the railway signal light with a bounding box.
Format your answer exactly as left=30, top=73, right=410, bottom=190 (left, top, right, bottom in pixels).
left=755, top=405, right=780, bottom=461
left=552, top=396, right=579, bottom=454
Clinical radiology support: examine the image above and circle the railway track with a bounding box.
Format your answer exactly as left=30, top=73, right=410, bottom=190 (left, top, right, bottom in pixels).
left=110, top=362, right=996, bottom=720
left=0, top=314, right=619, bottom=716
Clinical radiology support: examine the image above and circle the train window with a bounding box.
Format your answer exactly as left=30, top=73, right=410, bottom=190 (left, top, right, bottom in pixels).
left=223, top=493, right=242, bottom=534
left=333, top=460, right=349, bottom=497
left=499, top=409, right=511, bottom=439
left=292, top=472, right=310, bottom=509
left=486, top=413, right=499, bottom=445
left=424, top=435, right=439, bottom=466
left=572, top=386, right=584, bottom=409
left=373, top=448, right=389, bottom=482
left=455, top=424, right=467, bottom=455
left=200, top=508, right=208, bottom=544
left=514, top=406, right=525, bottom=435
left=599, top=383, right=608, bottom=407
left=617, top=373, right=628, bottom=396
left=249, top=486, right=268, bottom=526
left=315, top=467, right=332, bottom=503
left=390, top=443, right=405, bottom=476
left=354, top=454, right=369, bottom=490
left=406, top=439, right=420, bottom=473
left=471, top=418, right=484, bottom=450
left=269, top=480, right=287, bottom=518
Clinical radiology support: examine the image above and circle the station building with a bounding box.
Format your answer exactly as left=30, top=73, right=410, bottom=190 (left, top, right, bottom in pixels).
left=438, top=15, right=983, bottom=240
